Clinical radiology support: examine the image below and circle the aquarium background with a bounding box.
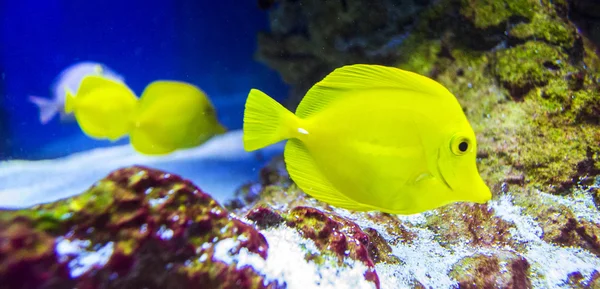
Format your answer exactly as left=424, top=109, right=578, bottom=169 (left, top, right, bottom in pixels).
left=0, top=0, right=288, bottom=160
left=2, top=1, right=600, bottom=288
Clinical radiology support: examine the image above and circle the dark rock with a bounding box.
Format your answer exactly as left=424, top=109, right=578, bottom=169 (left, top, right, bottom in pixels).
left=0, top=166, right=279, bottom=289
left=426, top=204, right=516, bottom=248
left=284, top=206, right=380, bottom=289
left=364, top=228, right=401, bottom=265
left=569, top=0, right=600, bottom=49
left=246, top=206, right=285, bottom=229
left=255, top=0, right=432, bottom=108
left=553, top=218, right=600, bottom=257
left=370, top=213, right=417, bottom=246
left=567, top=270, right=600, bottom=288
left=450, top=252, right=531, bottom=289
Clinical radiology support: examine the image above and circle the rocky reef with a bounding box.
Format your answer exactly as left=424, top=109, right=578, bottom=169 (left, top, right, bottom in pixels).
left=0, top=166, right=280, bottom=289
left=2, top=0, right=600, bottom=288
left=2, top=162, right=599, bottom=288
left=257, top=0, right=600, bottom=198
left=227, top=156, right=600, bottom=288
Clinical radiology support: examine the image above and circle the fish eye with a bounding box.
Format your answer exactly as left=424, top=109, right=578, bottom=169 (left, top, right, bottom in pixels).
left=459, top=141, right=468, bottom=152
left=450, top=134, right=472, bottom=156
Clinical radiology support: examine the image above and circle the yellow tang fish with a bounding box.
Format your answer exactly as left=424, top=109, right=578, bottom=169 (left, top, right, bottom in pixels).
left=65, top=76, right=226, bottom=155
left=65, top=75, right=138, bottom=141
left=128, top=80, right=227, bottom=155
left=242, top=64, right=492, bottom=215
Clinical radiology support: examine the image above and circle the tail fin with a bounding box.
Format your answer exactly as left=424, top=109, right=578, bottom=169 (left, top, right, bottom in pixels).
left=243, top=89, right=297, bottom=151
left=28, top=96, right=58, bottom=124
left=64, top=90, right=76, bottom=114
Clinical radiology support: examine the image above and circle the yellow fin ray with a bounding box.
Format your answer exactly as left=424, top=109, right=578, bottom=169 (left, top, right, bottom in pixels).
left=296, top=64, right=455, bottom=118
left=76, top=75, right=125, bottom=99
left=134, top=81, right=202, bottom=149
left=69, top=76, right=138, bottom=141
left=285, top=139, right=372, bottom=211
left=243, top=89, right=297, bottom=151
left=129, top=127, right=175, bottom=155
left=64, top=90, right=76, bottom=114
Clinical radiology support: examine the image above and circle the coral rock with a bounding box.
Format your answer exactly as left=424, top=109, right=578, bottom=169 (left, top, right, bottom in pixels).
left=450, top=252, right=531, bottom=289
left=426, top=203, right=516, bottom=247
left=284, top=206, right=380, bottom=288
left=0, top=166, right=277, bottom=289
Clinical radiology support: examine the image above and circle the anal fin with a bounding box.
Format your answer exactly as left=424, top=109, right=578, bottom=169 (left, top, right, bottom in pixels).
left=284, top=139, right=371, bottom=211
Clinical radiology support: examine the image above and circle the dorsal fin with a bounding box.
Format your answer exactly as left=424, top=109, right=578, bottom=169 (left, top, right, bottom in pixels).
left=77, top=75, right=127, bottom=98
left=295, top=64, right=454, bottom=118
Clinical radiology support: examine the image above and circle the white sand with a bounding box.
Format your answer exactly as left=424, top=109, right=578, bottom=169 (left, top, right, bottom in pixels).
left=0, top=129, right=283, bottom=208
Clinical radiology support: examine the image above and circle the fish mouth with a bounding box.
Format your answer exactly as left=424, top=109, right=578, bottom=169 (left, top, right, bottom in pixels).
left=473, top=176, right=493, bottom=203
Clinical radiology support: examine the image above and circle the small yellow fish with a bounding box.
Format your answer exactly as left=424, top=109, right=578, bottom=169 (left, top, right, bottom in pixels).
left=129, top=80, right=227, bottom=155
left=243, top=64, right=491, bottom=214
left=65, top=75, right=137, bottom=141
left=66, top=77, right=226, bottom=155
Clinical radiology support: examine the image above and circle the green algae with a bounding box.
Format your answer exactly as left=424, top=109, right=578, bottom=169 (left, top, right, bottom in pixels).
left=395, top=35, right=441, bottom=76
left=0, top=182, right=117, bottom=234
left=510, top=12, right=574, bottom=47
left=459, top=0, right=537, bottom=29
left=571, top=89, right=600, bottom=124
left=494, top=41, right=566, bottom=98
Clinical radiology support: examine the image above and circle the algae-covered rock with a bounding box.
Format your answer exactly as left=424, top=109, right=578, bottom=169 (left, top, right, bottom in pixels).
left=1, top=163, right=599, bottom=288
left=0, top=166, right=278, bottom=289
left=228, top=156, right=600, bottom=288
left=255, top=0, right=432, bottom=107
left=257, top=0, right=600, bottom=196
left=249, top=1, right=600, bottom=286
left=0, top=166, right=384, bottom=289
left=246, top=206, right=381, bottom=288
left=450, top=252, right=531, bottom=289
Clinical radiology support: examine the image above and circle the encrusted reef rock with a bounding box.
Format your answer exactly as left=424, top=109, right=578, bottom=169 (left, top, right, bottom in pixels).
left=449, top=252, right=532, bottom=288
left=255, top=0, right=433, bottom=108
left=244, top=1, right=600, bottom=285
left=257, top=0, right=600, bottom=196
left=0, top=166, right=278, bottom=289
left=2, top=161, right=600, bottom=288
left=0, top=166, right=383, bottom=289
left=227, top=156, right=600, bottom=288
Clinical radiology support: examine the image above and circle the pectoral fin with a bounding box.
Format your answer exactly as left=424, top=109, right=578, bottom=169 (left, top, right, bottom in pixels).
left=285, top=139, right=372, bottom=211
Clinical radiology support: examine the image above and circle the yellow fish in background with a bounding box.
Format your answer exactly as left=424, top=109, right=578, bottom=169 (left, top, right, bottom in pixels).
left=243, top=64, right=492, bottom=215
left=65, top=75, right=138, bottom=141
left=129, top=80, right=227, bottom=155
left=66, top=76, right=226, bottom=155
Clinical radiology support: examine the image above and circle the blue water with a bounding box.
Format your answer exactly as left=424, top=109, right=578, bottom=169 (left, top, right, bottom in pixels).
left=1, top=0, right=288, bottom=160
